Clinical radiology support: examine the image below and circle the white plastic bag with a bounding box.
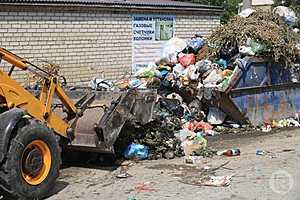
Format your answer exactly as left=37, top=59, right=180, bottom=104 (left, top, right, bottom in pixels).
left=162, top=37, right=187, bottom=64
left=273, top=6, right=298, bottom=26
left=239, top=46, right=255, bottom=56
left=173, top=63, right=188, bottom=76
left=89, top=77, right=113, bottom=91
left=238, top=8, right=256, bottom=18
left=207, top=107, right=226, bottom=125
left=203, top=69, right=222, bottom=85
left=187, top=65, right=200, bottom=80
left=166, top=92, right=183, bottom=104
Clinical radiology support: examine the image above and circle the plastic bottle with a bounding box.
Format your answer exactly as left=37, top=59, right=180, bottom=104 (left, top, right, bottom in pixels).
left=223, top=148, right=240, bottom=156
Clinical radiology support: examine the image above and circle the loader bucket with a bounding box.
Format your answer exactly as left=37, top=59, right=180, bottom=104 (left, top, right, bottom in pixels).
left=53, top=88, right=157, bottom=153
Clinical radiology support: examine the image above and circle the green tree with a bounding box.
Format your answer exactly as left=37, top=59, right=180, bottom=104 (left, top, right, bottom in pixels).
left=189, top=0, right=243, bottom=23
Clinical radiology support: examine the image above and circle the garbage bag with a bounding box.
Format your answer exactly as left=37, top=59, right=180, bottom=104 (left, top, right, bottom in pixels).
left=123, top=143, right=149, bottom=160
left=216, top=58, right=228, bottom=69
left=175, top=128, right=196, bottom=142
left=207, top=107, right=226, bottom=125
left=166, top=93, right=183, bottom=104
left=186, top=37, right=205, bottom=53
left=203, top=84, right=217, bottom=100
left=143, top=70, right=157, bottom=78
left=159, top=98, right=184, bottom=117
left=137, top=78, right=148, bottom=89
left=129, top=79, right=142, bottom=88
left=219, top=40, right=239, bottom=61
left=222, top=69, right=233, bottom=78
left=181, top=135, right=207, bottom=156
left=188, top=99, right=204, bottom=120
left=134, top=63, right=159, bottom=78
left=156, top=57, right=173, bottom=67
left=203, top=69, right=222, bottom=85
left=195, top=59, right=212, bottom=76
left=174, top=63, right=188, bottom=76
left=178, top=53, right=196, bottom=68
left=273, top=6, right=298, bottom=26
left=184, top=120, right=213, bottom=133
left=238, top=8, right=256, bottom=18
left=250, top=40, right=268, bottom=55
left=187, top=65, right=200, bottom=80
left=159, top=69, right=169, bottom=78
left=89, top=77, right=113, bottom=91
left=162, top=37, right=187, bottom=64
left=239, top=46, right=255, bottom=56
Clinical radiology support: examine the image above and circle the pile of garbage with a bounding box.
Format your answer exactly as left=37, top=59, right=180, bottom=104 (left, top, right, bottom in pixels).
left=103, top=8, right=300, bottom=160
left=114, top=33, right=229, bottom=159
left=209, top=9, right=299, bottom=66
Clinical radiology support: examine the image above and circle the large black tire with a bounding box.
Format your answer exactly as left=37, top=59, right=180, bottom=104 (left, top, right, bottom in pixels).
left=5, top=121, right=61, bottom=199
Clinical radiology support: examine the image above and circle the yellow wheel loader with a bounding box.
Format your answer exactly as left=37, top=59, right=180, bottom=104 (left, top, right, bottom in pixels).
left=0, top=48, right=156, bottom=199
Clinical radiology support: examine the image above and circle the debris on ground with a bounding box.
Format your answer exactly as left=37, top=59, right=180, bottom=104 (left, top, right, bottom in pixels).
left=185, top=156, right=201, bottom=164
left=279, top=148, right=296, bottom=153
left=128, top=198, right=137, bottom=200
left=123, top=143, right=150, bottom=160
left=116, top=161, right=133, bottom=179
left=256, top=150, right=267, bottom=156
left=178, top=161, right=232, bottom=187
left=134, top=182, right=157, bottom=193
left=199, top=175, right=231, bottom=187
left=217, top=148, right=241, bottom=157
left=116, top=171, right=132, bottom=179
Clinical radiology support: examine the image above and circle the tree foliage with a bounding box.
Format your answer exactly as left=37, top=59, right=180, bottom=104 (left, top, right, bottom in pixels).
left=189, top=0, right=243, bottom=23
left=180, top=0, right=299, bottom=24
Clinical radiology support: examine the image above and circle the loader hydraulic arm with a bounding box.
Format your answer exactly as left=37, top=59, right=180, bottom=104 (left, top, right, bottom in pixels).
left=0, top=48, right=77, bottom=138
left=0, top=48, right=28, bottom=70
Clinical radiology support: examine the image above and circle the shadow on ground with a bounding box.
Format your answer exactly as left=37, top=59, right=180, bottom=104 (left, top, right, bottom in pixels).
left=0, top=181, right=69, bottom=200
left=0, top=187, right=13, bottom=200
left=0, top=150, right=119, bottom=200
left=62, top=150, right=119, bottom=171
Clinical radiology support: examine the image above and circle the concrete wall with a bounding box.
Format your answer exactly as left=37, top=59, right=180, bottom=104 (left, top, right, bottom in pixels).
left=0, top=6, right=220, bottom=86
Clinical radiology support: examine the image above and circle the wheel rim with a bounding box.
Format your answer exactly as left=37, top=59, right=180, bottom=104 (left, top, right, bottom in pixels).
left=21, top=140, right=51, bottom=185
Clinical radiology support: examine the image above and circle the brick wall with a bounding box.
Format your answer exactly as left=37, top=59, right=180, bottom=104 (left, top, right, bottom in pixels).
left=0, top=7, right=132, bottom=85
left=0, top=6, right=220, bottom=86
left=175, top=14, right=220, bottom=38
